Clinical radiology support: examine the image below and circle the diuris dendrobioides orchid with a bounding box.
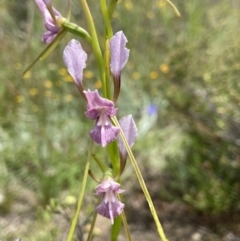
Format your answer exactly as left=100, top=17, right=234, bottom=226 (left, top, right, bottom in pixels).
left=96, top=175, right=124, bottom=224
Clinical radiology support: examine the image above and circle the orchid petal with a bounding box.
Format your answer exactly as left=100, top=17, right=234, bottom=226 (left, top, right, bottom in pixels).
left=35, top=0, right=61, bottom=18
left=42, top=31, right=58, bottom=44
left=118, top=115, right=138, bottom=161
left=110, top=31, right=129, bottom=102
left=63, top=39, right=87, bottom=87
left=96, top=200, right=124, bottom=224
left=84, top=90, right=116, bottom=111
left=35, top=0, right=47, bottom=14
left=90, top=124, right=120, bottom=148
left=35, top=0, right=61, bottom=24
left=110, top=31, right=130, bottom=78
left=96, top=179, right=122, bottom=193
left=96, top=183, right=114, bottom=194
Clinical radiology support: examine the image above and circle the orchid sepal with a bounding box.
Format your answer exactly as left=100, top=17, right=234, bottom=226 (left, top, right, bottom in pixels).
left=110, top=31, right=130, bottom=102
left=63, top=39, right=88, bottom=99
left=118, top=115, right=137, bottom=175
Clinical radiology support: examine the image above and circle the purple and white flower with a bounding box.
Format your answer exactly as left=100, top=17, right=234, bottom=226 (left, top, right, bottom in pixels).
left=96, top=178, right=124, bottom=224
left=35, top=0, right=62, bottom=43
left=84, top=90, right=120, bottom=147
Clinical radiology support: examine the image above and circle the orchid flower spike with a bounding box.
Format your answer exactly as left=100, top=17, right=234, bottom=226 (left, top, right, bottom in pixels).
left=84, top=90, right=120, bottom=147
left=63, top=40, right=120, bottom=147
left=110, top=31, right=130, bottom=102
left=96, top=170, right=124, bottom=224
left=35, top=0, right=63, bottom=43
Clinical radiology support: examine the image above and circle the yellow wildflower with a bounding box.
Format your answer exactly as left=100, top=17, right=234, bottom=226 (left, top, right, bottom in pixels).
left=84, top=70, right=94, bottom=79
left=160, top=63, right=170, bottom=74
left=44, top=80, right=53, bottom=88
left=16, top=95, right=24, bottom=103
left=23, top=71, right=31, bottom=79
left=124, top=0, right=133, bottom=11
left=94, top=80, right=102, bottom=89
left=131, top=72, right=141, bottom=80
left=149, top=71, right=158, bottom=80
left=158, top=0, right=166, bottom=8
left=65, top=94, right=73, bottom=102
left=58, top=68, right=68, bottom=76
left=64, top=75, right=74, bottom=82
left=29, top=88, right=38, bottom=96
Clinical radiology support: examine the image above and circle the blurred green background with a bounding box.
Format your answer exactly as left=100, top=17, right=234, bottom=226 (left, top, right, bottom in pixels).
left=1, top=0, right=240, bottom=240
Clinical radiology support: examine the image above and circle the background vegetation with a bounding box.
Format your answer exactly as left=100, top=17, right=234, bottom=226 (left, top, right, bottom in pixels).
left=1, top=0, right=240, bottom=240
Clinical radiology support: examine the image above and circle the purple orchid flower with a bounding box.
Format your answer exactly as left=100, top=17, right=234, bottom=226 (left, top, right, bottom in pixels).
left=96, top=178, right=124, bottom=224
left=110, top=31, right=130, bottom=102
left=35, top=0, right=62, bottom=43
left=84, top=90, right=120, bottom=147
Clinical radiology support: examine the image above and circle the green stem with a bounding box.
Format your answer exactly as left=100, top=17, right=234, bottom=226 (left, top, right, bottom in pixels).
left=117, top=194, right=132, bottom=241
left=108, top=0, right=119, bottom=19
left=100, top=0, right=113, bottom=37
left=101, top=0, right=116, bottom=100
left=92, top=154, right=106, bottom=172
left=107, top=141, right=119, bottom=177
left=111, top=117, right=169, bottom=241
left=86, top=197, right=101, bottom=241
left=166, top=0, right=181, bottom=17
left=67, top=0, right=71, bottom=20
left=103, top=37, right=112, bottom=100
left=121, top=211, right=131, bottom=241
left=61, top=19, right=92, bottom=43
left=88, top=170, right=101, bottom=183
left=66, top=140, right=93, bottom=241
left=101, top=0, right=119, bottom=175
left=79, top=0, right=107, bottom=97
left=45, top=1, right=58, bottom=27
